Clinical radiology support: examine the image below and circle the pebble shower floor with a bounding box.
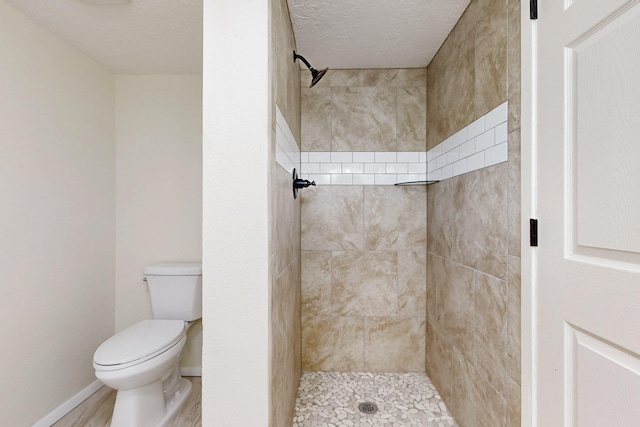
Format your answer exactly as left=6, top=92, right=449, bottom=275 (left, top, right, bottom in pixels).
left=293, top=371, right=459, bottom=427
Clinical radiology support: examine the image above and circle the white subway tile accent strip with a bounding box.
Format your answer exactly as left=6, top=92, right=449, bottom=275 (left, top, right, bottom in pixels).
left=300, top=150, right=428, bottom=186
left=299, top=101, right=508, bottom=185
left=375, top=152, right=396, bottom=162
left=342, top=163, right=364, bottom=173
left=354, top=152, right=375, bottom=162
left=426, top=101, right=508, bottom=181
left=331, top=152, right=352, bottom=163
left=397, top=152, right=420, bottom=162
left=353, top=174, right=375, bottom=185
left=275, top=105, right=300, bottom=175
left=331, top=174, right=353, bottom=185
left=309, top=151, right=331, bottom=163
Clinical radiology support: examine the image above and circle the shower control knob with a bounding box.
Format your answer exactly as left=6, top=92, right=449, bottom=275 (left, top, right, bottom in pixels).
left=292, top=168, right=316, bottom=199
left=294, top=178, right=316, bottom=189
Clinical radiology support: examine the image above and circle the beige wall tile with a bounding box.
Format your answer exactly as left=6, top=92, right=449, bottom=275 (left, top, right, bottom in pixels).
left=274, top=164, right=298, bottom=276
left=299, top=62, right=429, bottom=373
left=301, top=186, right=364, bottom=251
left=363, top=68, right=427, bottom=87
left=451, top=351, right=511, bottom=427
left=423, top=1, right=519, bottom=426
left=507, top=255, right=521, bottom=383
left=397, top=87, right=427, bottom=151
left=270, top=256, right=301, bottom=427
left=364, top=186, right=427, bottom=251
left=426, top=4, right=476, bottom=149
left=508, top=129, right=521, bottom=256
left=364, top=317, right=426, bottom=372
left=454, top=164, right=508, bottom=280
left=398, top=251, right=427, bottom=316
left=301, top=251, right=332, bottom=316
left=426, top=0, right=510, bottom=148
left=301, top=316, right=364, bottom=371
left=331, top=251, right=398, bottom=316
left=450, top=348, right=476, bottom=427
left=332, top=87, right=397, bottom=151
left=473, top=372, right=507, bottom=427
left=301, top=87, right=332, bottom=151
left=320, top=69, right=364, bottom=87
left=427, top=178, right=455, bottom=259
left=507, top=9, right=522, bottom=425
left=474, top=0, right=508, bottom=117
left=506, top=375, right=521, bottom=427
left=473, top=272, right=507, bottom=395
left=435, top=256, right=475, bottom=360
left=508, top=0, right=521, bottom=132
left=425, top=253, right=439, bottom=324
left=301, top=68, right=426, bottom=154
left=426, top=320, right=453, bottom=403
left=270, top=0, right=301, bottom=425
left=426, top=65, right=438, bottom=149
left=272, top=0, right=300, bottom=145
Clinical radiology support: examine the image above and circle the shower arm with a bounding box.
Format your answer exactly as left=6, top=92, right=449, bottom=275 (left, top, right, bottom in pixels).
left=293, top=51, right=316, bottom=72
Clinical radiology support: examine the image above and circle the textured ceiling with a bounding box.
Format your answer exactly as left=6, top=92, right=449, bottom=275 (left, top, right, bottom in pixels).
left=287, top=0, right=471, bottom=69
left=5, top=0, right=469, bottom=74
left=5, top=0, right=202, bottom=74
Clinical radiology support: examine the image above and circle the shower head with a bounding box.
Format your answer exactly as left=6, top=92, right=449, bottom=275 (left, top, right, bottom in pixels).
left=293, top=51, right=329, bottom=88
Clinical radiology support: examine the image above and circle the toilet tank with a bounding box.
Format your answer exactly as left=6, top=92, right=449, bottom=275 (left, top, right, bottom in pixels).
left=143, top=262, right=202, bottom=321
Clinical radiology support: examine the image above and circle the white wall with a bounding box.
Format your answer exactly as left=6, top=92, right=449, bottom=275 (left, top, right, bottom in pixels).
left=115, top=75, right=203, bottom=370
left=0, top=2, right=116, bottom=425
left=203, top=0, right=271, bottom=424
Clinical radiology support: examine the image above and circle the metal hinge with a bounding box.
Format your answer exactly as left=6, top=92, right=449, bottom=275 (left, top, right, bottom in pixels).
left=530, top=0, right=538, bottom=19
left=530, top=219, right=538, bottom=247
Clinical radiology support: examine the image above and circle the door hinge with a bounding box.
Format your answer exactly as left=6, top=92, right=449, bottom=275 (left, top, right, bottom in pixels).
left=530, top=219, right=538, bottom=247
left=530, top=0, right=538, bottom=19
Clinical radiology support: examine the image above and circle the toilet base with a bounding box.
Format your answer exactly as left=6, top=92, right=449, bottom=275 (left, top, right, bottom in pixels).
left=160, top=377, right=192, bottom=426
left=110, top=377, right=192, bottom=427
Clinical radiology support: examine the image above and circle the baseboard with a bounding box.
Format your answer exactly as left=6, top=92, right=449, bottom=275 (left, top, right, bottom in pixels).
left=181, top=366, right=202, bottom=377
left=32, top=379, right=103, bottom=427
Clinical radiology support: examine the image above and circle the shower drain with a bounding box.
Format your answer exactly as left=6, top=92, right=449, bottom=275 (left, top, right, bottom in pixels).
left=358, top=401, right=378, bottom=414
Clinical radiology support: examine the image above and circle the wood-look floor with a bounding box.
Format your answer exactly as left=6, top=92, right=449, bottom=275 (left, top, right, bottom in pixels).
left=52, top=377, right=201, bottom=427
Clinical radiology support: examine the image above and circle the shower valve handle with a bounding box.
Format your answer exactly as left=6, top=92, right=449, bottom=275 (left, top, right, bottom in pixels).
left=292, top=168, right=316, bottom=199
left=294, top=178, right=316, bottom=189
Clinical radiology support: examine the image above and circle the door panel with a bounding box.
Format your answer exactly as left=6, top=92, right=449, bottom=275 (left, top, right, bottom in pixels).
left=571, top=6, right=640, bottom=258
left=569, top=326, right=640, bottom=427
left=534, top=0, right=640, bottom=425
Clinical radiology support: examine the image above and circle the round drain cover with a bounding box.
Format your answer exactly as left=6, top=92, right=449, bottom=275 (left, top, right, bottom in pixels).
left=358, top=401, right=378, bottom=414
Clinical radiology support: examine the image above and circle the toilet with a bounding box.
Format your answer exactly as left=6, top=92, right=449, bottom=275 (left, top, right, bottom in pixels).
left=93, top=262, right=202, bottom=427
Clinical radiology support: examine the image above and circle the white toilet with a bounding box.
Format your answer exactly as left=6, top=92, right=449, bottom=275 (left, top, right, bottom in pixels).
left=93, top=262, right=202, bottom=427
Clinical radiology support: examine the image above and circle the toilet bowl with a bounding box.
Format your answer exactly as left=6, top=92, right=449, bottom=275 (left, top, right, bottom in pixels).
left=94, top=320, right=192, bottom=427
left=93, top=262, right=202, bottom=427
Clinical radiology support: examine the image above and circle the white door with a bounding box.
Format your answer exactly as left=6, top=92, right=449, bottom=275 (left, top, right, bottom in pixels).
left=532, top=0, right=640, bottom=425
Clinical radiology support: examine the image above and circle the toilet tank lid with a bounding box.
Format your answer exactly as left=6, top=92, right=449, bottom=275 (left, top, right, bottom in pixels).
left=144, top=262, right=202, bottom=276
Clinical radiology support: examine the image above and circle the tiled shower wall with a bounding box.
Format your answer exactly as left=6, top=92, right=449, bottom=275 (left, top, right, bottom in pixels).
left=424, top=0, right=521, bottom=426
left=300, top=68, right=428, bottom=372
left=269, top=0, right=301, bottom=425
left=298, top=100, right=509, bottom=186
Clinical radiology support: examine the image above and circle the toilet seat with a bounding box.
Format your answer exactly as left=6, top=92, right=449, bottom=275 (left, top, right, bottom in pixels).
left=94, top=319, right=185, bottom=371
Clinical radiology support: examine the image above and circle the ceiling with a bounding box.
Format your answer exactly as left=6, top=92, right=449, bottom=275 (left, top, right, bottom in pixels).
left=288, top=0, right=471, bottom=69
left=5, top=0, right=203, bottom=74
left=5, top=0, right=469, bottom=74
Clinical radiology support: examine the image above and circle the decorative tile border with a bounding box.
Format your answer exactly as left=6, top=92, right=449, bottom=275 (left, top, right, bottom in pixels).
left=299, top=101, right=508, bottom=185
left=427, top=101, right=508, bottom=181
left=300, top=151, right=427, bottom=186
left=275, top=105, right=300, bottom=175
